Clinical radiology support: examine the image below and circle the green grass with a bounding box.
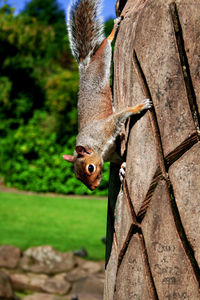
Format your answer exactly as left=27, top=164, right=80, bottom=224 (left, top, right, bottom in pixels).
left=0, top=191, right=107, bottom=260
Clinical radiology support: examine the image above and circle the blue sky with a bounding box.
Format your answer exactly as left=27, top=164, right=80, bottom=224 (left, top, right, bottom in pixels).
left=7, top=0, right=116, bottom=20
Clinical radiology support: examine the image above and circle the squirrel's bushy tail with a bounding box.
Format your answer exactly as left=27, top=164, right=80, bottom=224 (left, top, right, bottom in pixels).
left=67, top=0, right=105, bottom=63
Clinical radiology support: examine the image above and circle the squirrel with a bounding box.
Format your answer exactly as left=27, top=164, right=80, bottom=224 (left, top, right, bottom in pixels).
left=63, top=0, right=152, bottom=191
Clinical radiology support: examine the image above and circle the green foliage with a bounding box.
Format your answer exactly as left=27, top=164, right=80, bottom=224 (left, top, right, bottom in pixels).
left=22, top=0, right=70, bottom=66
left=0, top=191, right=107, bottom=260
left=0, top=1, right=111, bottom=196
left=45, top=68, right=79, bottom=142
left=0, top=109, right=108, bottom=195
left=0, top=76, right=12, bottom=105
left=104, top=18, right=114, bottom=37
left=22, top=0, right=65, bottom=26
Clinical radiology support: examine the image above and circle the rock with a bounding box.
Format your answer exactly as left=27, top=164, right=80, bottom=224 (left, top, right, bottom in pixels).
left=0, top=245, right=105, bottom=300
left=65, top=267, right=88, bottom=283
left=74, top=256, right=86, bottom=267
left=0, top=245, right=21, bottom=269
left=74, top=257, right=104, bottom=272
left=0, top=270, right=15, bottom=299
left=81, top=261, right=103, bottom=274
left=65, top=261, right=103, bottom=284
left=72, top=275, right=104, bottom=300
left=20, top=246, right=75, bottom=274
left=9, top=272, right=71, bottom=295
left=9, top=272, right=48, bottom=292
left=70, top=293, right=100, bottom=300
left=43, top=273, right=71, bottom=295
left=22, top=293, right=66, bottom=300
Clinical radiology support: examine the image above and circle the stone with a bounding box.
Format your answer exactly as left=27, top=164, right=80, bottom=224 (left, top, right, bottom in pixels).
left=0, top=270, right=15, bottom=299
left=9, top=272, right=48, bottom=292
left=0, top=245, right=105, bottom=299
left=69, top=293, right=101, bottom=300
left=43, top=273, right=71, bottom=295
left=9, top=271, right=71, bottom=295
left=65, top=267, right=88, bottom=283
left=20, top=246, right=75, bottom=274
left=0, top=245, right=21, bottom=269
left=66, top=260, right=104, bottom=283
left=72, top=275, right=104, bottom=300
left=22, top=293, right=66, bottom=300
left=81, top=261, right=102, bottom=274
left=74, top=256, right=86, bottom=267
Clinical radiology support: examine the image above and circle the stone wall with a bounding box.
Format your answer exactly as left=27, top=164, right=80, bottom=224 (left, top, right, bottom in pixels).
left=0, top=245, right=104, bottom=300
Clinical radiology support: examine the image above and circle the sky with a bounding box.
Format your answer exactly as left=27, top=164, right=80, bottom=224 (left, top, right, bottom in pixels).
left=7, top=0, right=117, bottom=20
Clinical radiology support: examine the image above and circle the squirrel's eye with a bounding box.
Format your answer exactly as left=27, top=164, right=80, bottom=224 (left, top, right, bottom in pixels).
left=87, top=164, right=95, bottom=174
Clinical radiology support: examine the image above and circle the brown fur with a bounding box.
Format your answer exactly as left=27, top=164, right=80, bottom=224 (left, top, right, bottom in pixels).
left=78, top=38, right=113, bottom=129
left=65, top=1, right=152, bottom=190
left=74, top=150, right=102, bottom=190
left=69, top=0, right=104, bottom=62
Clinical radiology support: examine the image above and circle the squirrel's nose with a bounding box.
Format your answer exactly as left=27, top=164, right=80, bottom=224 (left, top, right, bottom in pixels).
left=89, top=185, right=97, bottom=191
left=87, top=177, right=101, bottom=191
left=89, top=182, right=100, bottom=190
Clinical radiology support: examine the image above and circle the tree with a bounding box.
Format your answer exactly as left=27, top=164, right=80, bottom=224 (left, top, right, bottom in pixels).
left=0, top=4, right=79, bottom=194
left=22, top=0, right=68, bottom=65
left=104, top=0, right=200, bottom=299
left=22, top=0, right=65, bottom=25
left=0, top=2, right=112, bottom=195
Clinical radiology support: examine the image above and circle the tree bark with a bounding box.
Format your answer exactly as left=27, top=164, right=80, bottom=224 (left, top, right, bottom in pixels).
left=104, top=0, right=200, bottom=299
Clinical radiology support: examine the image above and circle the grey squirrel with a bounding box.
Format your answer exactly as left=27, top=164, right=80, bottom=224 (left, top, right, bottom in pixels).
left=63, top=0, right=152, bottom=190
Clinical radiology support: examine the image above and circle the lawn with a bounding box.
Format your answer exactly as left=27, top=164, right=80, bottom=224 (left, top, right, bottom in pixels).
left=0, top=191, right=107, bottom=260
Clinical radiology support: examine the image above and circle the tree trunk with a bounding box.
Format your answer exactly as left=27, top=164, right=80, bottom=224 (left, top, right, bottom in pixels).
left=104, top=0, right=200, bottom=299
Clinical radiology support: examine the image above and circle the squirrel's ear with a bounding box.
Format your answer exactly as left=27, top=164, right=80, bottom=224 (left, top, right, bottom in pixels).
left=63, top=154, right=75, bottom=163
left=75, top=145, right=92, bottom=155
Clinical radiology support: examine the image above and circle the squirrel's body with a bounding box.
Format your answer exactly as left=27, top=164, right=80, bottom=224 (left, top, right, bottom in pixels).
left=63, top=0, right=152, bottom=190
left=78, top=38, right=113, bottom=129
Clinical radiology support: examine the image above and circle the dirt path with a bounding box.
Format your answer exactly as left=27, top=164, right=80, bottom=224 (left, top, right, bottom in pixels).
left=0, top=179, right=107, bottom=200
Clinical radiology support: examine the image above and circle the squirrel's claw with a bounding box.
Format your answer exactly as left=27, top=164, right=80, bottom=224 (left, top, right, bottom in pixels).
left=119, top=162, right=126, bottom=183
left=142, top=98, right=153, bottom=110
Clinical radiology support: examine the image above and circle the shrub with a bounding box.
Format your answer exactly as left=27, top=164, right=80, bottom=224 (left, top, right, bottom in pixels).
left=0, top=2, right=110, bottom=196
left=0, top=110, right=109, bottom=195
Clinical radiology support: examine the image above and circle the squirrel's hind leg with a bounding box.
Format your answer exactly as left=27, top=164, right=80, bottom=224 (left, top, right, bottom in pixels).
left=107, top=17, right=121, bottom=42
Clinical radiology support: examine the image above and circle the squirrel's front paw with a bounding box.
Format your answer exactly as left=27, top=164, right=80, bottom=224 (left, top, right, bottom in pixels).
left=142, top=98, right=153, bottom=110
left=119, top=162, right=126, bottom=183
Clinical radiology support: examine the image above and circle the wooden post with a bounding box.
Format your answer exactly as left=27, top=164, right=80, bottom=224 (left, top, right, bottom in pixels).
left=104, top=0, right=200, bottom=299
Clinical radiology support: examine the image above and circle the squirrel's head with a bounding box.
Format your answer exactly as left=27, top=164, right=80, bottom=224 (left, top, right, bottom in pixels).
left=63, top=146, right=103, bottom=191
